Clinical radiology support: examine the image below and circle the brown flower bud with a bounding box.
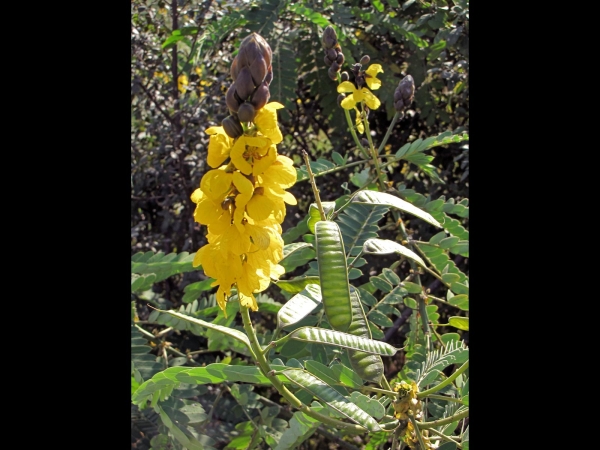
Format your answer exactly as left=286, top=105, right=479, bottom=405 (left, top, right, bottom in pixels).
left=234, top=67, right=255, bottom=101
left=236, top=33, right=272, bottom=72
left=324, top=55, right=334, bottom=66
left=360, top=55, right=370, bottom=65
left=250, top=82, right=270, bottom=110
left=394, top=75, right=415, bottom=112
left=264, top=69, right=273, bottom=86
left=361, top=138, right=369, bottom=147
left=249, top=57, right=268, bottom=86
left=341, top=71, right=349, bottom=81
left=222, top=115, right=243, bottom=139
left=322, top=26, right=338, bottom=49
left=336, top=52, right=344, bottom=65
left=328, top=66, right=338, bottom=81
left=331, top=61, right=340, bottom=72
left=237, top=102, right=256, bottom=122
left=337, top=93, right=346, bottom=106
left=226, top=83, right=242, bottom=113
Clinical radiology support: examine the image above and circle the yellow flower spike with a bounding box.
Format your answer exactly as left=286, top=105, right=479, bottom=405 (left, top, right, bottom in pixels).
left=206, top=126, right=234, bottom=168
left=254, top=102, right=284, bottom=144
left=364, top=64, right=383, bottom=90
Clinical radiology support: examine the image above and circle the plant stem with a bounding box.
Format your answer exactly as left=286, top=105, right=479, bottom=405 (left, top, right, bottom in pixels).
left=362, top=108, right=387, bottom=190
left=415, top=408, right=469, bottom=429
left=417, top=360, right=469, bottom=398
left=425, top=394, right=465, bottom=404
left=408, top=413, right=428, bottom=449
left=302, top=150, right=326, bottom=221
left=134, top=324, right=198, bottom=364
left=343, top=108, right=369, bottom=158
left=377, top=111, right=402, bottom=155
left=239, top=305, right=368, bottom=433
left=427, top=428, right=463, bottom=448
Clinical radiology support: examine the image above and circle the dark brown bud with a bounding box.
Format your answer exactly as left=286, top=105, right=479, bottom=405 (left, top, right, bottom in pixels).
left=249, top=57, right=268, bottom=86
left=222, top=115, right=243, bottom=139
left=237, top=102, right=256, bottom=122
left=394, top=75, right=415, bottom=112
left=328, top=66, right=338, bottom=81
left=337, top=93, right=346, bottom=106
left=326, top=48, right=337, bottom=61
left=360, top=55, right=370, bottom=65
left=264, top=68, right=273, bottom=86
left=331, top=61, right=340, bottom=72
left=322, top=26, right=338, bottom=49
left=341, top=71, right=349, bottom=81
left=361, top=138, right=369, bottom=147
left=226, top=83, right=242, bottom=113
left=235, top=67, right=255, bottom=101
left=236, top=33, right=272, bottom=71
left=336, top=52, right=345, bottom=65
left=324, top=55, right=334, bottom=66
left=250, top=82, right=270, bottom=110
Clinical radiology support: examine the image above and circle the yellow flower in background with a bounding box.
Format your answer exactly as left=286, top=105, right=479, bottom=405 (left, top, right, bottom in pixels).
left=337, top=82, right=381, bottom=110
left=364, top=64, right=383, bottom=90
left=178, top=74, right=189, bottom=93
left=154, top=71, right=170, bottom=83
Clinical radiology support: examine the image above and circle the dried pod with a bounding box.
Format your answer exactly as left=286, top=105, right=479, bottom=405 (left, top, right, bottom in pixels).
left=322, top=26, right=338, bottom=49
left=238, top=102, right=256, bottom=123
left=222, top=115, right=244, bottom=139
left=250, top=82, right=270, bottom=110
left=360, top=55, right=370, bottom=65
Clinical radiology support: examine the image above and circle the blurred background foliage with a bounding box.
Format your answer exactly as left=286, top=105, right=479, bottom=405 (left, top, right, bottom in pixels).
left=131, top=0, right=468, bottom=331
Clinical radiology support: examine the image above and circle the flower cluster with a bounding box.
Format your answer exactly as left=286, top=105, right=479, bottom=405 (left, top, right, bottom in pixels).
left=191, top=33, right=297, bottom=315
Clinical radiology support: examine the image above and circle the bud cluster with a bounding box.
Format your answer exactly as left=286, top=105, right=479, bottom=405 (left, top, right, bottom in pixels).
left=394, top=75, right=415, bottom=113
left=322, top=26, right=345, bottom=80
left=224, top=33, right=274, bottom=137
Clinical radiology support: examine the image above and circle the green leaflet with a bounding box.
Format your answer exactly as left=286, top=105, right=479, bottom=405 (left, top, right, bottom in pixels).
left=362, top=238, right=426, bottom=268
left=277, top=284, right=322, bottom=329
left=280, top=369, right=381, bottom=432
left=289, top=326, right=397, bottom=356
left=352, top=191, right=442, bottom=228
left=151, top=309, right=254, bottom=357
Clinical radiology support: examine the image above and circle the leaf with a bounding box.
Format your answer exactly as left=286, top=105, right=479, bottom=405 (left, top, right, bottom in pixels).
left=277, top=284, right=322, bottom=329
left=447, top=294, right=469, bottom=311
left=348, top=392, right=385, bottom=420
left=307, top=202, right=336, bottom=233
left=336, top=203, right=389, bottom=257
left=276, top=276, right=321, bottom=294
left=362, top=238, right=427, bottom=268
left=289, top=327, right=398, bottom=356
left=155, top=309, right=254, bottom=356
left=280, top=369, right=381, bottom=431
left=274, top=410, right=320, bottom=450
left=448, top=316, right=469, bottom=331
left=416, top=341, right=469, bottom=388
left=352, top=191, right=442, bottom=228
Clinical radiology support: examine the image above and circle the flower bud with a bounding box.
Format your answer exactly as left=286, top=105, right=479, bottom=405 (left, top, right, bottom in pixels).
left=328, top=66, right=338, bottom=81
left=237, top=102, right=256, bottom=122
left=222, top=115, right=243, bottom=139
left=264, top=68, right=273, bottom=86
left=337, top=93, right=346, bottom=106
left=394, top=75, right=415, bottom=112
left=360, top=55, right=370, bottom=65
left=250, top=82, right=270, bottom=110
left=236, top=33, right=272, bottom=72
left=326, top=48, right=337, bottom=61
left=361, top=138, right=369, bottom=147
left=341, top=71, right=349, bottom=81
left=234, top=67, right=255, bottom=100
left=322, top=26, right=338, bottom=49
left=226, top=83, right=242, bottom=113
left=336, top=52, right=344, bottom=65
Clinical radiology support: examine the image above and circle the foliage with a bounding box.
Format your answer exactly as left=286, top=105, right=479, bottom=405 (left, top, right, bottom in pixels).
left=132, top=1, right=469, bottom=449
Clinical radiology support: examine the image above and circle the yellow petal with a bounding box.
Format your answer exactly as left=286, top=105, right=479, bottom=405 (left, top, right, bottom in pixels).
left=363, top=90, right=381, bottom=110
left=337, top=81, right=357, bottom=94
left=194, top=196, right=221, bottom=224
left=190, top=188, right=204, bottom=204
left=365, top=64, right=383, bottom=77
left=247, top=194, right=274, bottom=221
left=253, top=144, right=277, bottom=176
left=230, top=138, right=253, bottom=175
left=365, top=76, right=381, bottom=90
left=200, top=169, right=233, bottom=201
left=340, top=95, right=357, bottom=110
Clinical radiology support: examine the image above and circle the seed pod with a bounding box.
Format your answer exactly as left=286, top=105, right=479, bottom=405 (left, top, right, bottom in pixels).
left=237, top=102, right=256, bottom=122
left=322, top=26, right=338, bottom=49
left=360, top=55, right=370, bottom=65
left=250, top=82, right=270, bottom=110
left=222, top=115, right=243, bottom=139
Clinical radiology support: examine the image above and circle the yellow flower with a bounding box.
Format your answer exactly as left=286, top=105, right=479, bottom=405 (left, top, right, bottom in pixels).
left=364, top=64, right=383, bottom=90
left=230, top=136, right=276, bottom=176
left=178, top=74, right=189, bottom=93
left=337, top=82, right=381, bottom=110
left=353, top=107, right=364, bottom=134
left=205, top=126, right=234, bottom=168
left=254, top=102, right=284, bottom=144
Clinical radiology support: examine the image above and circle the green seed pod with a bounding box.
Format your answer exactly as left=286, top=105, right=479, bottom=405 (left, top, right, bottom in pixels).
left=222, top=115, right=243, bottom=139
left=314, top=221, right=352, bottom=333
left=237, top=102, right=256, bottom=122
left=346, top=287, right=384, bottom=383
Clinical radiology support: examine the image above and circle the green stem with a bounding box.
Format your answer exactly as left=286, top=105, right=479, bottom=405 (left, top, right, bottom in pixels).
left=134, top=324, right=199, bottom=364
left=377, top=111, right=402, bottom=155
left=417, top=360, right=469, bottom=398
left=239, top=305, right=367, bottom=433
left=302, top=150, right=326, bottom=221
left=408, top=413, right=428, bottom=449
left=343, top=108, right=369, bottom=159
left=415, top=408, right=469, bottom=429
left=362, top=108, right=387, bottom=190
left=426, top=394, right=465, bottom=404
left=427, top=428, right=463, bottom=448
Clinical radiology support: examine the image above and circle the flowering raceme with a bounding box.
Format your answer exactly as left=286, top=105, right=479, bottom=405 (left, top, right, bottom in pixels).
left=191, top=34, right=296, bottom=315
